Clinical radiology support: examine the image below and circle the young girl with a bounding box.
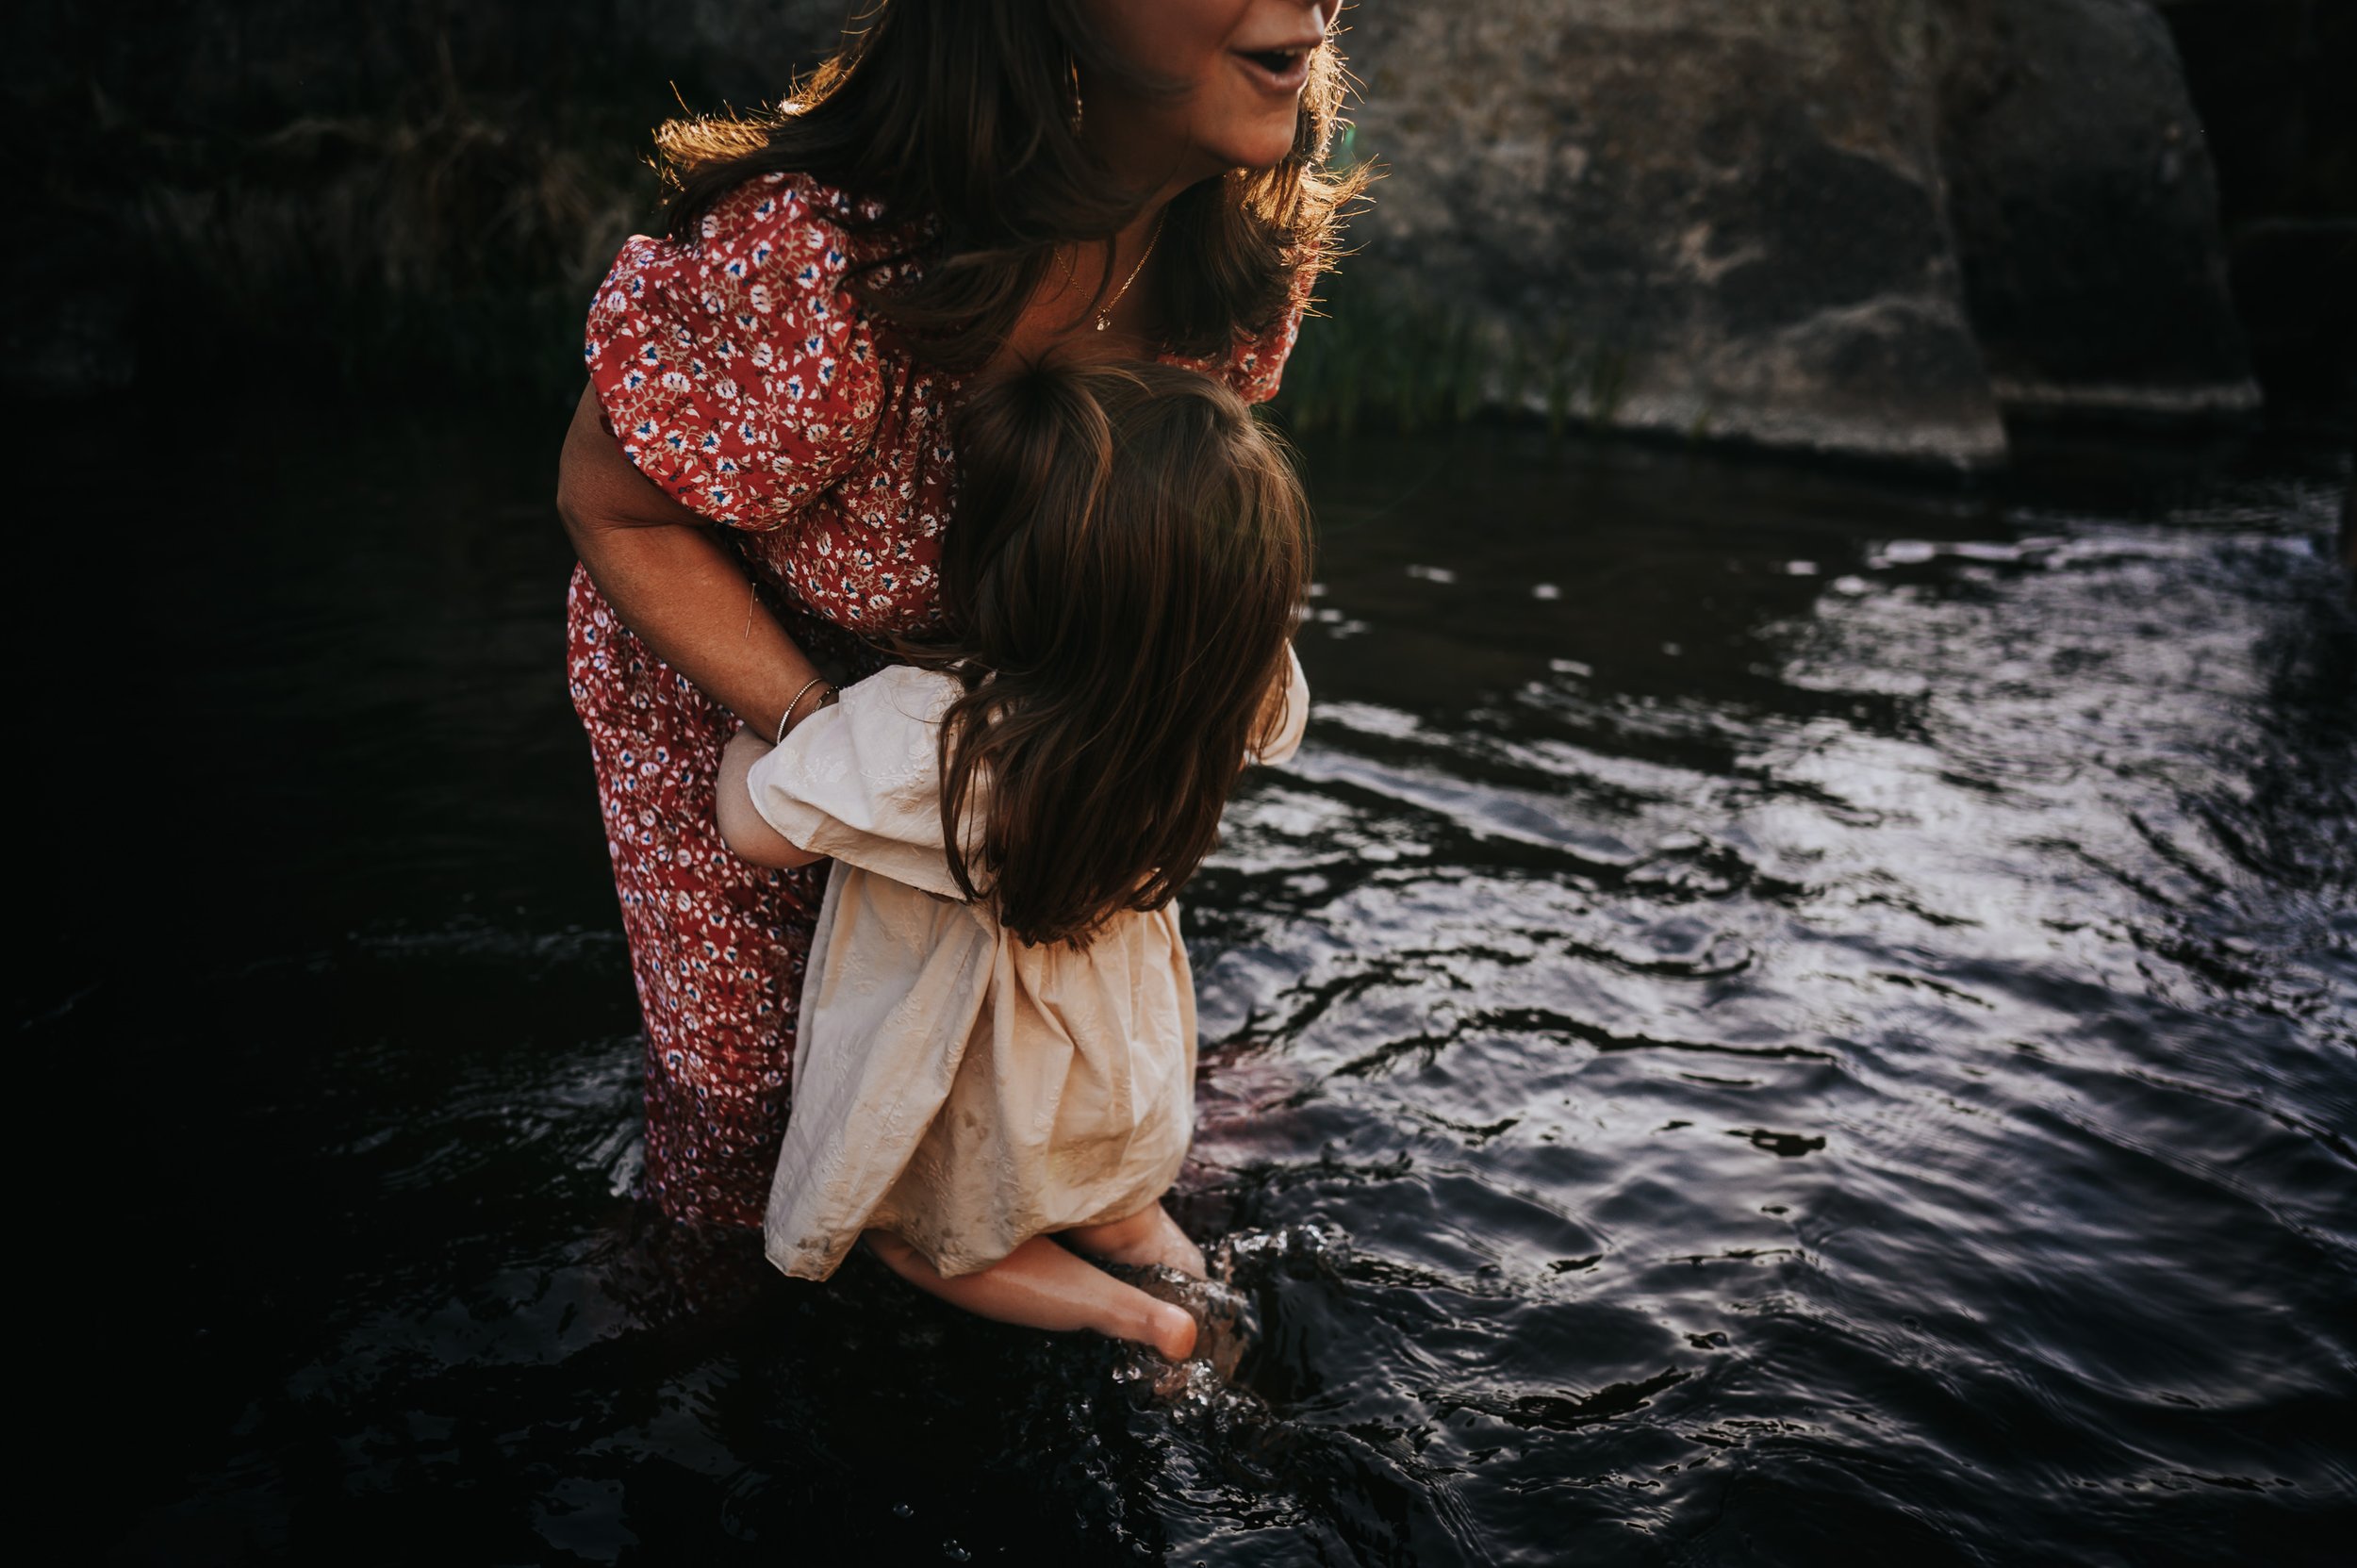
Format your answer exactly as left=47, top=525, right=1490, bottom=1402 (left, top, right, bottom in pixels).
left=714, top=360, right=1310, bottom=1363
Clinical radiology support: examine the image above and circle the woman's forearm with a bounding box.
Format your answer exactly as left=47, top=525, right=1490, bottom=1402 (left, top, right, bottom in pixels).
left=572, top=517, right=823, bottom=735
left=557, top=385, right=821, bottom=737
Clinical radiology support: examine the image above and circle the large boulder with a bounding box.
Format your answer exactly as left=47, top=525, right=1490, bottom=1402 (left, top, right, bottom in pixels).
left=1339, top=0, right=2009, bottom=467
left=2151, top=0, right=2356, bottom=401
left=1933, top=0, right=2259, bottom=415
left=1336, top=0, right=2262, bottom=463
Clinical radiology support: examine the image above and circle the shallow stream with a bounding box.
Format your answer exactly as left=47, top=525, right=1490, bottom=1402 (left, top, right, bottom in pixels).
left=53, top=405, right=2353, bottom=1564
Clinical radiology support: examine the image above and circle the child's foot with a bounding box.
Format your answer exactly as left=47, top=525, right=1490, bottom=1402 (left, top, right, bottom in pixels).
left=1139, top=1296, right=1198, bottom=1362
left=1106, top=1263, right=1258, bottom=1381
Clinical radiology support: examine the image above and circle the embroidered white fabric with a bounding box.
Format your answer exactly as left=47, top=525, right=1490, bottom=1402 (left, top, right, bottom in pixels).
left=744, top=649, right=1309, bottom=1279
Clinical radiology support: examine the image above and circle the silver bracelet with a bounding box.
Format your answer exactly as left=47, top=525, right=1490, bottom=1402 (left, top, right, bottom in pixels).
left=776, top=676, right=828, bottom=745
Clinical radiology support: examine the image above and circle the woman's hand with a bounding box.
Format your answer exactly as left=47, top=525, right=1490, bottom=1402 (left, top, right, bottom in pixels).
left=556, top=384, right=825, bottom=737
left=717, top=727, right=825, bottom=869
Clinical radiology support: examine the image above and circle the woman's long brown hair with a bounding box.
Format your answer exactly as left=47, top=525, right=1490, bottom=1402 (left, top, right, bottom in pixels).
left=651, top=0, right=1367, bottom=370
left=922, top=362, right=1311, bottom=947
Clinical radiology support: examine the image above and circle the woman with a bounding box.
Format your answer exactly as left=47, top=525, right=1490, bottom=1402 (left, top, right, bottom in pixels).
left=554, top=0, right=1361, bottom=1227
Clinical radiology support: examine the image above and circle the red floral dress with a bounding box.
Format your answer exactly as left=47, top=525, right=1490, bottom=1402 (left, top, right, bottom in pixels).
left=569, top=171, right=1308, bottom=1227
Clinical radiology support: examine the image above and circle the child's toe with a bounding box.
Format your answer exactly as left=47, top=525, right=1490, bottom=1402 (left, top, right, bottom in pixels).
left=1152, top=1300, right=1198, bottom=1362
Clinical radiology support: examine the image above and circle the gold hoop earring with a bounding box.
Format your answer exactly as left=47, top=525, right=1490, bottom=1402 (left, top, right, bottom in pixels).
left=1066, top=51, right=1084, bottom=134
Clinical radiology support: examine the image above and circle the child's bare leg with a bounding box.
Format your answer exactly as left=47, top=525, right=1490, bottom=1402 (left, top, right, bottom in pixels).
left=865, top=1230, right=1196, bottom=1360
left=1064, top=1204, right=1261, bottom=1383
left=1063, top=1201, right=1207, bottom=1278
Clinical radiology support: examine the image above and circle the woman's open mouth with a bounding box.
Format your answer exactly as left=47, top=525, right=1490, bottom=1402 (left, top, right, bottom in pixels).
left=1233, top=44, right=1316, bottom=93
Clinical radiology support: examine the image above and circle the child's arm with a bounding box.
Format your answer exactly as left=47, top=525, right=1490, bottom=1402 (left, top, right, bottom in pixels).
left=717, top=727, right=826, bottom=868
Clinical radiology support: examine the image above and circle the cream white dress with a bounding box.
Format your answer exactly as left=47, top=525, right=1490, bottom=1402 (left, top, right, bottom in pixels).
left=743, top=648, right=1310, bottom=1279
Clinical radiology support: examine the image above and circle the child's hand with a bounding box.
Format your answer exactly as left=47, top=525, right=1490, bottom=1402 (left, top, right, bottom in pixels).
left=1246, top=642, right=1310, bottom=767
left=717, top=725, right=823, bottom=868
left=721, top=724, right=773, bottom=775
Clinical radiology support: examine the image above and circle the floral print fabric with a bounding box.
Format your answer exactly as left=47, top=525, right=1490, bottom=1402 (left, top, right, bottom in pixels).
left=569, top=170, right=1306, bottom=1226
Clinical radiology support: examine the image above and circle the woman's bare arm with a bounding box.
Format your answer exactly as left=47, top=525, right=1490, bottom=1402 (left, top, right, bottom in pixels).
left=555, top=384, right=827, bottom=738
left=717, top=728, right=825, bottom=868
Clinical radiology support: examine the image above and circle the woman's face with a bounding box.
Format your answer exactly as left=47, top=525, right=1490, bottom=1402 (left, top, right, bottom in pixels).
left=1080, top=0, right=1343, bottom=190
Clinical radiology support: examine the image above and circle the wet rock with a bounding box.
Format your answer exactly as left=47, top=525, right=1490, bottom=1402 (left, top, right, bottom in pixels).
left=1342, top=0, right=2008, bottom=468
left=1934, top=0, right=2260, bottom=417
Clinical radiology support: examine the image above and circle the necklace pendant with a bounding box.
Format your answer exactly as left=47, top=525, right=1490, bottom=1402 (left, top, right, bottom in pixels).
left=1095, top=316, right=1111, bottom=332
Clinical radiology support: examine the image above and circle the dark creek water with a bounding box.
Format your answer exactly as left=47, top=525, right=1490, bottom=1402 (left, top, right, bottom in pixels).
left=45, top=403, right=2353, bottom=1564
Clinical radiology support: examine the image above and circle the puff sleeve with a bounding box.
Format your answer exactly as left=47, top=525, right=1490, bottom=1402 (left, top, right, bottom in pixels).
left=742, top=667, right=972, bottom=900
left=582, top=174, right=888, bottom=531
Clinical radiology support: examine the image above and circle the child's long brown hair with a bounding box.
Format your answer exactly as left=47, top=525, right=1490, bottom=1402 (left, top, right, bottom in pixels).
left=927, top=361, right=1311, bottom=947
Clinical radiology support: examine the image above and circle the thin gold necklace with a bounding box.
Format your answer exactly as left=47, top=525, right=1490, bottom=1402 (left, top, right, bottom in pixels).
left=1094, top=212, right=1166, bottom=332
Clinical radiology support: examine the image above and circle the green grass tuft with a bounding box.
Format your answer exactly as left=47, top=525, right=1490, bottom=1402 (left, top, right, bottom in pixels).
left=1272, top=270, right=1639, bottom=440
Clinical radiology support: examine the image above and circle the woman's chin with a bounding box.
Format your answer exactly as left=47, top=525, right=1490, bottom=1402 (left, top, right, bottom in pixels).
left=1205, top=124, right=1304, bottom=175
